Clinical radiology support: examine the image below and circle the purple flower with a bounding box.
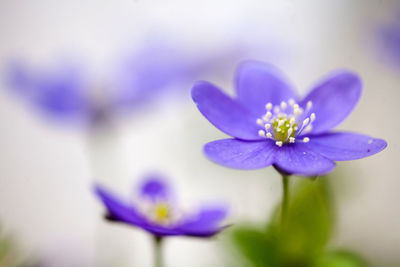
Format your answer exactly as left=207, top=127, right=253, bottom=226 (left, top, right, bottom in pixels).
left=6, top=61, right=92, bottom=124
left=377, top=10, right=400, bottom=67
left=4, top=40, right=227, bottom=127
left=111, top=40, right=218, bottom=111
left=94, top=174, right=229, bottom=237
left=191, top=61, right=387, bottom=176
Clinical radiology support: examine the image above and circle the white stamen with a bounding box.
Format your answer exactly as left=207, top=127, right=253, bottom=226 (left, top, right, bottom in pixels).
left=294, top=107, right=303, bottom=117
left=296, top=118, right=311, bottom=135
left=310, top=113, right=316, bottom=122
left=262, top=115, right=269, bottom=122
left=284, top=129, right=293, bottom=143
left=287, top=128, right=293, bottom=137
left=263, top=112, right=272, bottom=121
left=306, top=101, right=313, bottom=110
left=255, top=98, right=317, bottom=146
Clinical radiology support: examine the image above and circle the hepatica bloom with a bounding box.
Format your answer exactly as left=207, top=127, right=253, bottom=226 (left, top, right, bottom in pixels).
left=94, top=175, right=228, bottom=237
left=4, top=41, right=223, bottom=127
left=192, top=61, right=387, bottom=176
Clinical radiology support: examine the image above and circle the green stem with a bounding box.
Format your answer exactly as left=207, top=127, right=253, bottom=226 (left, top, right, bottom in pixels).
left=154, top=236, right=164, bottom=267
left=281, top=174, right=290, bottom=226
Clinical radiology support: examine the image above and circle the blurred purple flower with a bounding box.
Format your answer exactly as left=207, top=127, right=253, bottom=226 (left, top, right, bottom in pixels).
left=5, top=40, right=233, bottom=127
left=6, top=61, right=92, bottom=124
left=112, top=41, right=221, bottom=111
left=94, top=174, right=229, bottom=238
left=191, top=61, right=387, bottom=176
left=377, top=10, right=400, bottom=67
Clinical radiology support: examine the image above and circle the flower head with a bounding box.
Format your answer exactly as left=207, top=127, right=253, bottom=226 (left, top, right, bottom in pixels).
left=4, top=40, right=222, bottom=128
left=191, top=60, right=387, bottom=176
left=94, top=174, right=229, bottom=237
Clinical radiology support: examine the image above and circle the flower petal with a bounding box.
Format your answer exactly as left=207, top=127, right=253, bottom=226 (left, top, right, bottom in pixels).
left=235, top=60, right=296, bottom=116
left=94, top=185, right=147, bottom=226
left=139, top=174, right=170, bottom=202
left=141, top=224, right=181, bottom=236
left=6, top=61, right=90, bottom=121
left=176, top=206, right=229, bottom=237
left=378, top=21, right=400, bottom=67
left=192, top=81, right=262, bottom=140
left=95, top=184, right=182, bottom=236
left=305, top=132, right=387, bottom=161
left=300, top=71, right=362, bottom=134
left=273, top=144, right=336, bottom=176
left=204, top=138, right=276, bottom=169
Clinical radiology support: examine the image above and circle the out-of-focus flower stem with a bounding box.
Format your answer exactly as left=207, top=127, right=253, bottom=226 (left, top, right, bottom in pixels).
left=154, top=236, right=164, bottom=267
left=281, top=174, right=290, bottom=226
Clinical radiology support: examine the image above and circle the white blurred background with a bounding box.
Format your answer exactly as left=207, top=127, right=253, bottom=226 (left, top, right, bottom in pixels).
left=0, top=0, right=398, bottom=266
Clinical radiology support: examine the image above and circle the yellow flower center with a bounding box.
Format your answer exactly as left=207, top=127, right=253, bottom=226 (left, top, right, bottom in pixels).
left=256, top=99, right=315, bottom=146
left=272, top=117, right=298, bottom=142
left=153, top=203, right=171, bottom=224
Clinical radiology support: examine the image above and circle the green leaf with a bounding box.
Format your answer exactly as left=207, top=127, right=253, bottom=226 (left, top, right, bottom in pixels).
left=229, top=226, right=279, bottom=267
left=271, top=178, right=335, bottom=265
left=313, top=250, right=369, bottom=267
left=0, top=225, right=37, bottom=267
left=228, top=178, right=335, bottom=267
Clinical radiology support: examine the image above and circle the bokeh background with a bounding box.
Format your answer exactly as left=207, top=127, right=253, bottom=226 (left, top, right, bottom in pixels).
left=0, top=0, right=398, bottom=266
